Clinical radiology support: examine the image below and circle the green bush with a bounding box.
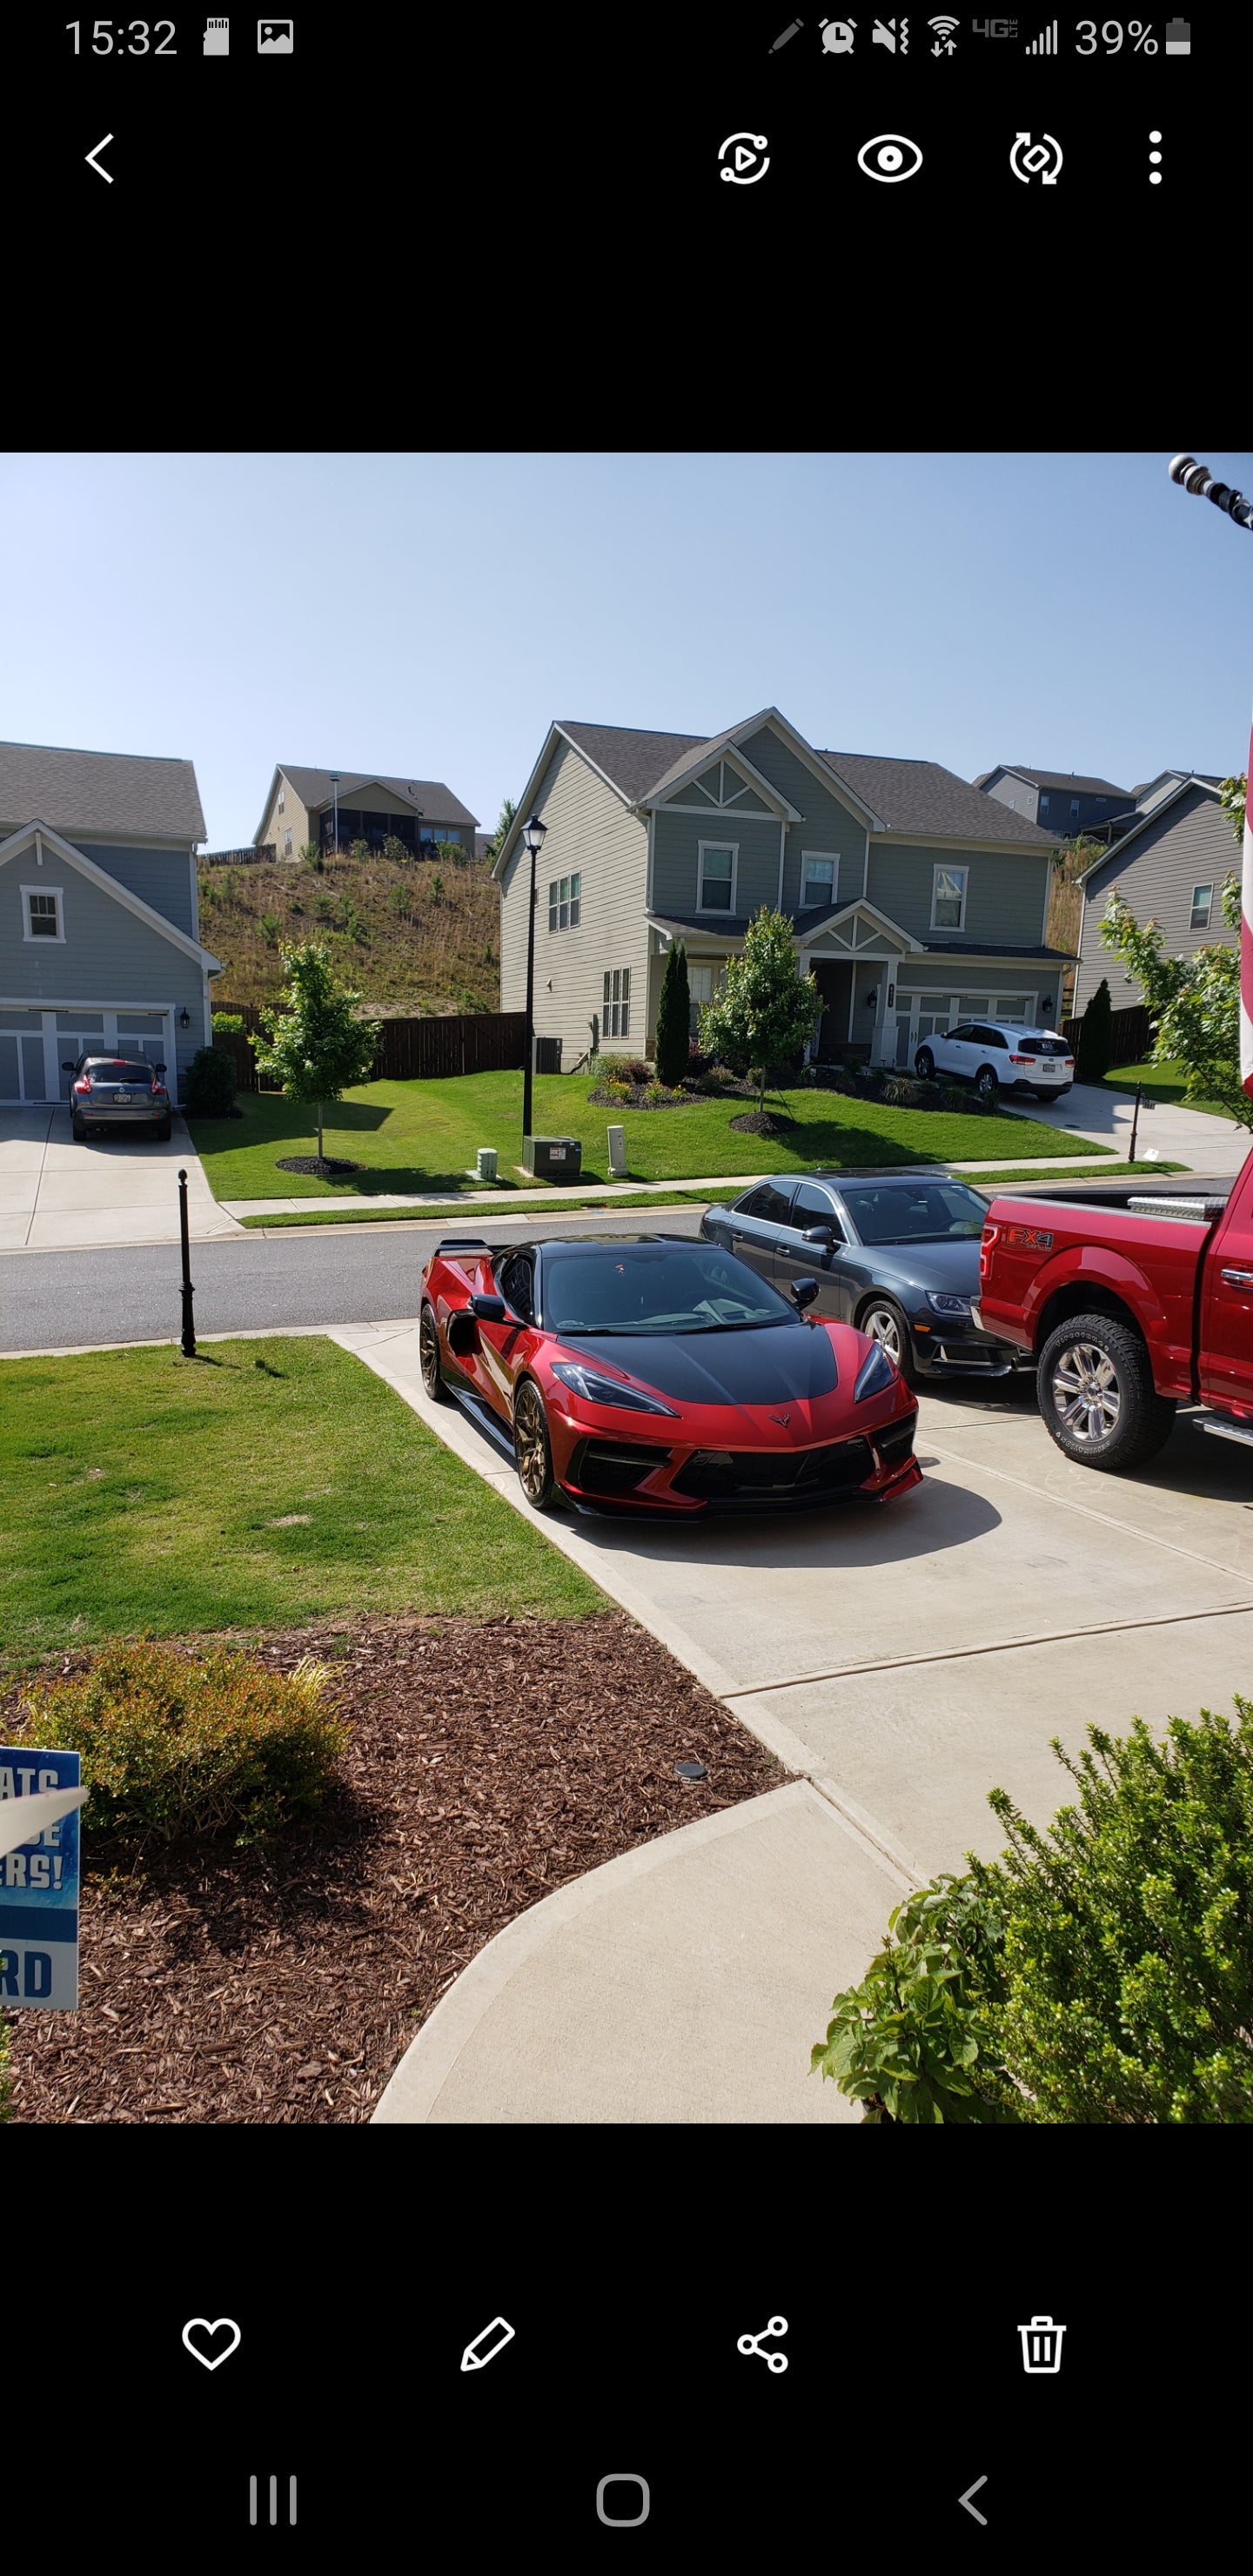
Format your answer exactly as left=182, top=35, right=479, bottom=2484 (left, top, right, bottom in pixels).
left=814, top=1701, right=1253, bottom=2123
left=211, top=1011, right=245, bottom=1036
left=259, top=910, right=282, bottom=948
left=881, top=1075, right=926, bottom=1108
left=939, top=1083, right=969, bottom=1112
left=1077, top=976, right=1114, bottom=1081
left=383, top=835, right=410, bottom=865
left=655, top=941, right=691, bottom=1088
left=183, top=1045, right=238, bottom=1117
left=348, top=838, right=371, bottom=863
left=17, top=1638, right=348, bottom=1851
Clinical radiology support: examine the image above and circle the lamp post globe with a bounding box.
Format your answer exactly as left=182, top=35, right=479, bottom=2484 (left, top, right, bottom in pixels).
left=520, top=813, right=547, bottom=1146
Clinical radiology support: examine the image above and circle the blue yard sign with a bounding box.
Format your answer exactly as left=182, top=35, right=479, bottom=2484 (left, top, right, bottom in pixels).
left=0, top=1748, right=82, bottom=2009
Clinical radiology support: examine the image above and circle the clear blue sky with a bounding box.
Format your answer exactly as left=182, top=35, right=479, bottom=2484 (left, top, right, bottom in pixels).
left=3, top=452, right=1250, bottom=848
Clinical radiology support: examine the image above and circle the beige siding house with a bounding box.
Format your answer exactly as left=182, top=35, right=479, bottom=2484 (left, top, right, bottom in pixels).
left=1073, top=775, right=1235, bottom=1012
left=253, top=765, right=479, bottom=862
left=494, top=709, right=1070, bottom=1070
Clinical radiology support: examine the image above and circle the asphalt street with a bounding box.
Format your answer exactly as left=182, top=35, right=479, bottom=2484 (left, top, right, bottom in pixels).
left=0, top=1206, right=707, bottom=1353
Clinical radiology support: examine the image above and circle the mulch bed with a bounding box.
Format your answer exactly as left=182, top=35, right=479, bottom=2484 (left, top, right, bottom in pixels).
left=728, top=1110, right=798, bottom=1137
left=1, top=1613, right=787, bottom=2125
left=274, top=1155, right=363, bottom=1177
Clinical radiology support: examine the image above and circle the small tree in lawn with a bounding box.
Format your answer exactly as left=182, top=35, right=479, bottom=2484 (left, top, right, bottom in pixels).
left=700, top=907, right=818, bottom=1117
left=251, top=944, right=380, bottom=1172
left=1101, top=875, right=1253, bottom=1130
left=1076, top=975, right=1113, bottom=1081
left=654, top=940, right=691, bottom=1088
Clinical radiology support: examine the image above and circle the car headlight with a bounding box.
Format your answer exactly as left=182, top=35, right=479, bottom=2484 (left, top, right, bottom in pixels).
left=854, top=1342, right=897, bottom=1401
left=926, top=1291, right=972, bottom=1318
left=549, top=1359, right=680, bottom=1416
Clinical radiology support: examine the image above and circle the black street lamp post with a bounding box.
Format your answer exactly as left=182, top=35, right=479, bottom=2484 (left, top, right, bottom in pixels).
left=520, top=813, right=547, bottom=1145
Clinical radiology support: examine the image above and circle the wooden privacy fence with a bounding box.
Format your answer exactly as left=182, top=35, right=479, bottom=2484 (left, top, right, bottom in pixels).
left=1062, top=1003, right=1154, bottom=1064
left=210, top=1008, right=532, bottom=1092
left=202, top=845, right=277, bottom=866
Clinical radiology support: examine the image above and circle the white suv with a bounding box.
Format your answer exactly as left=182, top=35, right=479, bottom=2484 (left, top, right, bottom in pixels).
left=915, top=1021, right=1075, bottom=1103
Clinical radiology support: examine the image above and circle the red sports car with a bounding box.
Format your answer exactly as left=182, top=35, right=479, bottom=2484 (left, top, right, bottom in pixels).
left=418, top=1232, right=921, bottom=1517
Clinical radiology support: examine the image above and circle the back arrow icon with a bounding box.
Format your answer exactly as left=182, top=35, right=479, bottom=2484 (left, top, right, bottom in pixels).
left=86, top=134, right=114, bottom=183
left=959, top=2476, right=988, bottom=2526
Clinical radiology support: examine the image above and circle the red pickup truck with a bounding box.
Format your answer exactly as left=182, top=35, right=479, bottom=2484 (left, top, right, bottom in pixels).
left=973, top=1157, right=1253, bottom=1472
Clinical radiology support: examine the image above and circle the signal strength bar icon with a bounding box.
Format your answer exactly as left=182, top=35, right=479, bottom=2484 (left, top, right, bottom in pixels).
left=1026, top=18, right=1057, bottom=47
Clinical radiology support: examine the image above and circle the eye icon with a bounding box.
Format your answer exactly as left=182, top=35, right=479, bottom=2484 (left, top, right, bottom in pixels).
left=857, top=133, right=923, bottom=182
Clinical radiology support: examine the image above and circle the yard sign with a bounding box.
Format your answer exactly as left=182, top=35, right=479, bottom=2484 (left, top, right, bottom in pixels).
left=0, top=1748, right=83, bottom=2009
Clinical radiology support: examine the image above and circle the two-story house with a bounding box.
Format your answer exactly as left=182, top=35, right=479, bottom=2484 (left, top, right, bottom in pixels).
left=1072, top=773, right=1235, bottom=1013
left=0, top=738, right=220, bottom=1104
left=494, top=709, right=1068, bottom=1071
left=975, top=765, right=1132, bottom=837
left=253, top=766, right=479, bottom=862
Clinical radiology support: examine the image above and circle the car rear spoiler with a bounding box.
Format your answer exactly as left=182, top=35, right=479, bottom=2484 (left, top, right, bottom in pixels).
left=433, top=1236, right=492, bottom=1251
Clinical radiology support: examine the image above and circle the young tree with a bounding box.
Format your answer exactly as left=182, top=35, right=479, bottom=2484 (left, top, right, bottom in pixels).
left=1219, top=774, right=1246, bottom=842
left=1075, top=974, right=1113, bottom=1081
left=653, top=940, right=691, bottom=1087
left=699, top=907, right=818, bottom=1115
left=251, top=943, right=380, bottom=1171
left=487, top=796, right=517, bottom=862
left=1100, top=875, right=1253, bottom=1130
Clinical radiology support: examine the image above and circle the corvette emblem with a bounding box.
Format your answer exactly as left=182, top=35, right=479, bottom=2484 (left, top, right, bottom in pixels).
left=768, top=1411, right=791, bottom=1426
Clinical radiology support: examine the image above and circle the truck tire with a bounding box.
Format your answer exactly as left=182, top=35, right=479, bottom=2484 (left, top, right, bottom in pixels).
left=1037, top=1311, right=1176, bottom=1472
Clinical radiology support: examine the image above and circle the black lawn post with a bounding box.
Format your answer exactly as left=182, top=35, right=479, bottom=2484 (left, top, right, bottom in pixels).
left=178, top=1168, right=197, bottom=1357
left=1129, top=1082, right=1142, bottom=1165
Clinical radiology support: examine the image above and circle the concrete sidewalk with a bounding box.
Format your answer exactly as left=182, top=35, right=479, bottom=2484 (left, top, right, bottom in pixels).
left=0, top=1105, right=244, bottom=1251
left=339, top=1319, right=1253, bottom=2123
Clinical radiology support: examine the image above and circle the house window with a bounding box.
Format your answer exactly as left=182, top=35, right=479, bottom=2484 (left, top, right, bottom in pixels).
left=548, top=873, right=582, bottom=932
left=698, top=843, right=736, bottom=912
left=278, top=789, right=285, bottom=813
left=1039, top=795, right=1050, bottom=815
left=1190, top=882, right=1214, bottom=930
left=603, top=967, right=631, bottom=1037
left=1069, top=798, right=1080, bottom=817
left=284, top=828, right=292, bottom=856
left=801, top=855, right=836, bottom=910
left=22, top=887, right=64, bottom=941
left=929, top=865, right=968, bottom=932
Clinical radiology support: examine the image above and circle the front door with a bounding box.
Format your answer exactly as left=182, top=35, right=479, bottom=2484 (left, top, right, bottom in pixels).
left=1200, top=1204, right=1253, bottom=1415
left=812, top=962, right=853, bottom=1059
left=728, top=1182, right=794, bottom=1281
left=772, top=1179, right=845, bottom=1314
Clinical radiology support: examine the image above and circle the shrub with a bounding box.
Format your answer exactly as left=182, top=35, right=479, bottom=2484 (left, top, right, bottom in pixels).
left=1077, top=976, right=1114, bottom=1081
left=314, top=892, right=337, bottom=923
left=17, top=1639, right=348, bottom=1851
left=183, top=1045, right=238, bottom=1117
left=218, top=868, right=239, bottom=902
left=881, top=1075, right=926, bottom=1108
left=300, top=846, right=325, bottom=873
left=939, top=1083, right=969, bottom=1112
left=259, top=909, right=282, bottom=948
left=814, top=1701, right=1253, bottom=2123
left=687, top=1042, right=709, bottom=1080
left=654, top=942, right=691, bottom=1088
left=211, top=1011, right=245, bottom=1036
left=431, top=874, right=445, bottom=903
left=383, top=835, right=410, bottom=865
left=348, top=838, right=371, bottom=863
left=387, top=882, right=412, bottom=919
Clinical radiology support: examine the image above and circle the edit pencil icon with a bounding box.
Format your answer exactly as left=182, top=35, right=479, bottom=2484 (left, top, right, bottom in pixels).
left=460, top=2317, right=516, bottom=2372
left=769, top=18, right=803, bottom=46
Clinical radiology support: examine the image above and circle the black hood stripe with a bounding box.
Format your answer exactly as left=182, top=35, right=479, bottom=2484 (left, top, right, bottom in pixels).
left=555, top=1324, right=839, bottom=1406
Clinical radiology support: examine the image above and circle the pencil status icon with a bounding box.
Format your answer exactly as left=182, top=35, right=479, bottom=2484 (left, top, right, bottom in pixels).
left=460, top=2316, right=516, bottom=2373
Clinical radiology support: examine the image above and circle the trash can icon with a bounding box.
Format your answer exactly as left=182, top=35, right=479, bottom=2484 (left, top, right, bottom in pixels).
left=1019, top=2314, right=1066, bottom=2373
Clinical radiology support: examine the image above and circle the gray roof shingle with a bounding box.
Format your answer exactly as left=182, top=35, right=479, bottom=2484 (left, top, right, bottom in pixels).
left=0, top=738, right=206, bottom=840
left=278, top=766, right=479, bottom=827
left=816, top=752, right=1057, bottom=845
left=557, top=721, right=1057, bottom=845
left=989, top=766, right=1130, bottom=797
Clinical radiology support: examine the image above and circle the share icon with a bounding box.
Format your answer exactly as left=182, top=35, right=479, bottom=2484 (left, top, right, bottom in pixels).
left=736, top=2315, right=788, bottom=2372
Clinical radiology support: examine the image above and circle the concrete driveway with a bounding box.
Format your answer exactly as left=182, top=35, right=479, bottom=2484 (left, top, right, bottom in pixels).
left=338, top=1321, right=1253, bottom=2120
left=1007, top=1076, right=1251, bottom=1176
left=0, top=1104, right=243, bottom=1251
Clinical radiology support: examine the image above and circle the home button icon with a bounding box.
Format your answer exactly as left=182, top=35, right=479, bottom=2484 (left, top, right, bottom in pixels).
left=596, top=2473, right=650, bottom=2527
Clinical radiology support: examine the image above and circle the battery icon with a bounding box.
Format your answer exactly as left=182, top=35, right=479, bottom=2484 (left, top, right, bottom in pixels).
left=1163, top=17, right=1191, bottom=49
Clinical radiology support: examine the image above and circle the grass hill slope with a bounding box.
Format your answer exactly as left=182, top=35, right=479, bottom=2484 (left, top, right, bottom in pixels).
left=197, top=849, right=501, bottom=1014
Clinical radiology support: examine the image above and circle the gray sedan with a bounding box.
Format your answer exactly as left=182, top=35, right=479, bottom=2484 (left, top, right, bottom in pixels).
left=700, top=1169, right=1028, bottom=1385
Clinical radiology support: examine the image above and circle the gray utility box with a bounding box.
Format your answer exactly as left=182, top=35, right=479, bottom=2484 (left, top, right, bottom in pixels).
left=522, top=1135, right=582, bottom=1181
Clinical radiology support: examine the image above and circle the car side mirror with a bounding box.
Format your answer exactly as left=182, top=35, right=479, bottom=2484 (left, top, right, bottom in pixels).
left=790, top=1277, right=820, bottom=1311
left=155, top=1062, right=166, bottom=1074
left=470, top=1293, right=508, bottom=1323
left=802, top=1225, right=834, bottom=1246
left=62, top=1061, right=75, bottom=1072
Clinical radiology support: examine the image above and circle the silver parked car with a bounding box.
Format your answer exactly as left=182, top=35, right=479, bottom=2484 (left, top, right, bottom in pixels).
left=64, top=1054, right=174, bottom=1143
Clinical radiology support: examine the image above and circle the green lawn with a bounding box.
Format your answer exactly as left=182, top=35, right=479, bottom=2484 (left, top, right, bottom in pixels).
left=1104, top=1060, right=1233, bottom=1120
left=190, top=1072, right=1090, bottom=1203
left=0, top=1337, right=600, bottom=1671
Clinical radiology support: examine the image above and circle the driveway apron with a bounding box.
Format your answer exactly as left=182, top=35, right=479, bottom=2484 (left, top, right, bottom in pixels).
left=0, top=1104, right=243, bottom=1250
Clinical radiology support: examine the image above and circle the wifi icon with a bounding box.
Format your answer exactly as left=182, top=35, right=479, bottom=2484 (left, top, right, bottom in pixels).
left=928, top=11, right=960, bottom=45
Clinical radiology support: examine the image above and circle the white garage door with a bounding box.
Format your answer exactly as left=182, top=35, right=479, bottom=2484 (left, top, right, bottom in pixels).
left=894, top=991, right=1037, bottom=1067
left=0, top=1009, right=176, bottom=1101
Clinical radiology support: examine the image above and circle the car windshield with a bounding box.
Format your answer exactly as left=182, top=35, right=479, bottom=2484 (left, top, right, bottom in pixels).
left=841, top=1182, right=988, bottom=1244
left=543, top=1242, right=795, bottom=1335
left=84, top=1060, right=153, bottom=1082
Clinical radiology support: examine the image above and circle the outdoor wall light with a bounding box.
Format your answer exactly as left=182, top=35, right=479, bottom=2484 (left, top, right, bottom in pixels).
left=179, top=1008, right=191, bottom=1026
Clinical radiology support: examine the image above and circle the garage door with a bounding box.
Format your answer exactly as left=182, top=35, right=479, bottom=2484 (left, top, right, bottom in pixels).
left=894, top=991, right=1038, bottom=1068
left=0, top=1013, right=47, bottom=1102
left=0, top=1010, right=176, bottom=1101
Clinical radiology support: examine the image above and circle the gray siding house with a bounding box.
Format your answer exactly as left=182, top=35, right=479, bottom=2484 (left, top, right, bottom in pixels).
left=1073, top=775, right=1236, bottom=1012
left=975, top=764, right=1131, bottom=837
left=495, top=709, right=1069, bottom=1070
left=0, top=739, right=220, bottom=1105
left=254, top=766, right=479, bottom=862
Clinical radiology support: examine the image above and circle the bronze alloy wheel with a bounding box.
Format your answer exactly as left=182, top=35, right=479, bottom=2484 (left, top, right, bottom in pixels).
left=419, top=1302, right=448, bottom=1402
left=861, top=1298, right=916, bottom=1385
left=513, top=1379, right=559, bottom=1510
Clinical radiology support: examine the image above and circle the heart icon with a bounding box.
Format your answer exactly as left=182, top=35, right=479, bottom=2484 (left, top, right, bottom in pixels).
left=182, top=2317, right=242, bottom=2371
